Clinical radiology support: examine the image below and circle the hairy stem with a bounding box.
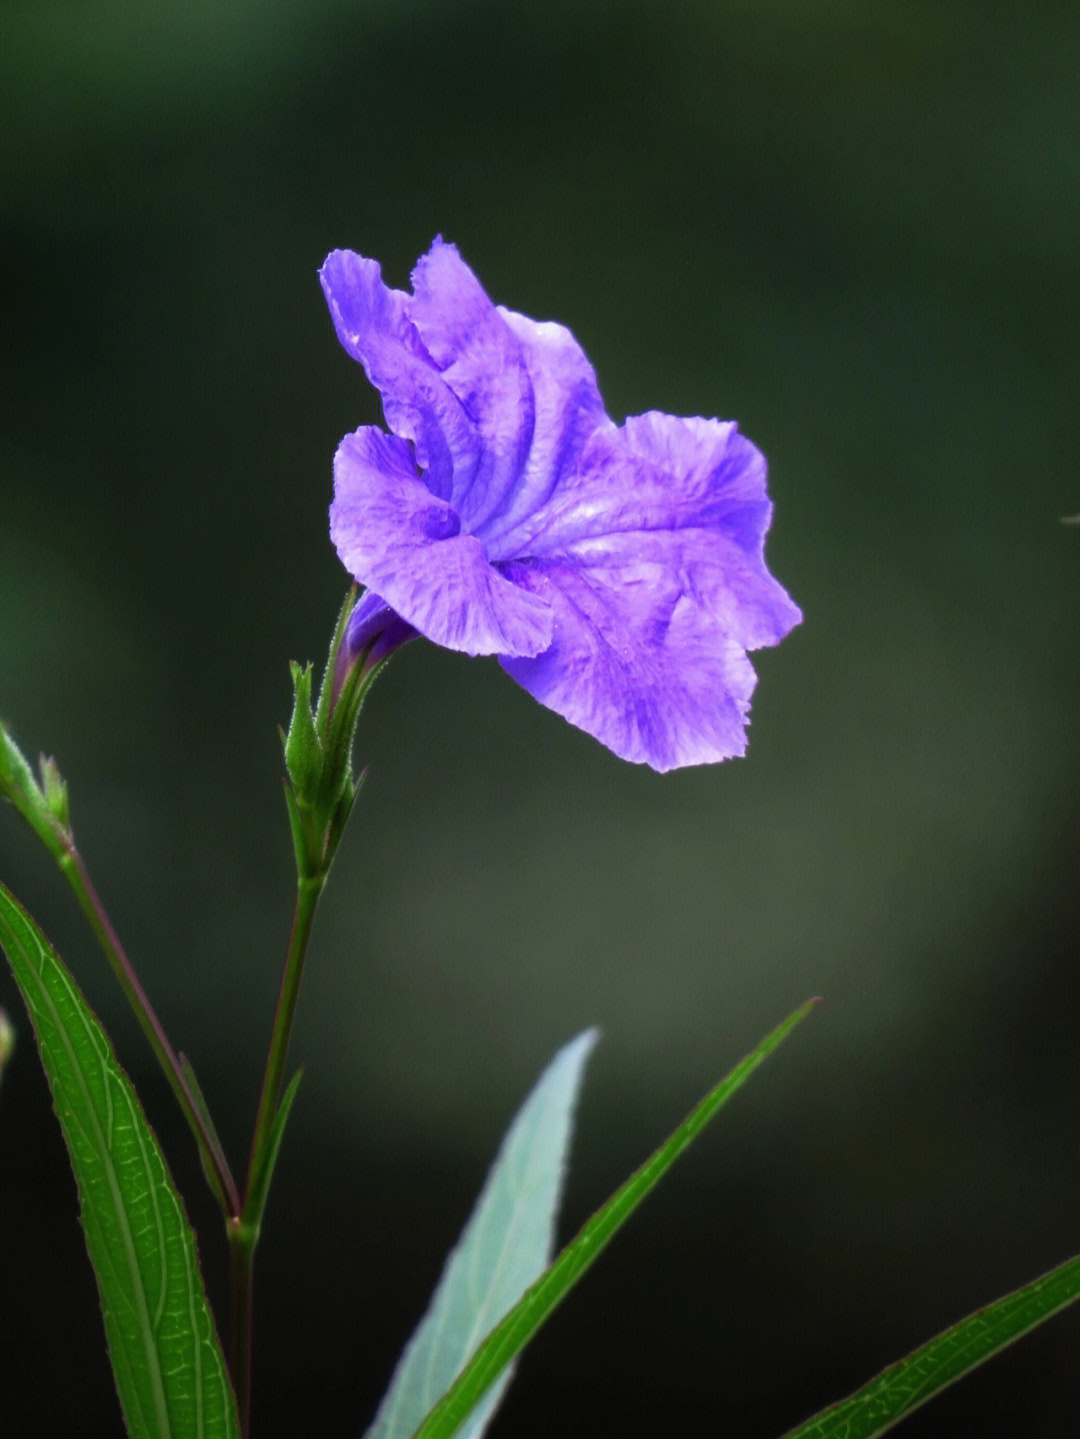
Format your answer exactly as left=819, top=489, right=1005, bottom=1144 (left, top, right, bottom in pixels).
left=55, top=841, right=240, bottom=1217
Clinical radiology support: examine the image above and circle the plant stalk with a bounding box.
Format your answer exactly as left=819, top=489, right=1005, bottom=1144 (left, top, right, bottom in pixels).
left=228, top=1218, right=257, bottom=1438
left=231, top=869, right=326, bottom=1437
left=2, top=743, right=240, bottom=1217
left=55, top=843, right=241, bottom=1218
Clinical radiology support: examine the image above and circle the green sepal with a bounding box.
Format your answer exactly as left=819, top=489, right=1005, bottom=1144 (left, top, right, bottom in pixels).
left=282, top=662, right=320, bottom=801
left=315, top=648, right=367, bottom=830
left=313, top=586, right=358, bottom=734
left=0, top=719, right=38, bottom=801
left=326, top=763, right=367, bottom=864
left=281, top=588, right=374, bottom=879
left=0, top=721, right=69, bottom=856
left=39, top=754, right=71, bottom=830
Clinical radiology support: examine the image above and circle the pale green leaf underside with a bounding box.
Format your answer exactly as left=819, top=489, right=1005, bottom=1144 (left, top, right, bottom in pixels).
left=0, top=882, right=239, bottom=1439
left=365, top=1029, right=599, bottom=1439
left=411, top=999, right=818, bottom=1439
left=784, top=1249, right=1080, bottom=1438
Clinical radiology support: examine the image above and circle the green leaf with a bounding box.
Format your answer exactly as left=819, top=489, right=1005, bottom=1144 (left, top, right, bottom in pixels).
left=178, top=1052, right=234, bottom=1217
left=0, top=881, right=239, bottom=1439
left=411, top=999, right=818, bottom=1439
left=366, top=1030, right=598, bottom=1439
left=783, top=1249, right=1080, bottom=1438
left=243, top=1066, right=304, bottom=1241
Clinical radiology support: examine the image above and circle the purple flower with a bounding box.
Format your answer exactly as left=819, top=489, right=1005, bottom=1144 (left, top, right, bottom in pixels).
left=320, top=239, right=800, bottom=771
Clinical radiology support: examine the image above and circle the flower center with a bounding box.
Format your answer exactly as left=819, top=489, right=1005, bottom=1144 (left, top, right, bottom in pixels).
left=412, top=504, right=462, bottom=542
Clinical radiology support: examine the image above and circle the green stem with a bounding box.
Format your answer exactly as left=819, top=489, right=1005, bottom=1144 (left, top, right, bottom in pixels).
left=227, top=1218, right=257, bottom=1439
left=245, top=872, right=325, bottom=1210
left=2, top=739, right=241, bottom=1218
left=55, top=841, right=241, bottom=1218
left=232, top=868, right=326, bottom=1437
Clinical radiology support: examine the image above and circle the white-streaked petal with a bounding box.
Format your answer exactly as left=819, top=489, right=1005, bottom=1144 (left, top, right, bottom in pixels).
left=320, top=249, right=477, bottom=502
left=330, top=427, right=553, bottom=657
left=499, top=559, right=762, bottom=771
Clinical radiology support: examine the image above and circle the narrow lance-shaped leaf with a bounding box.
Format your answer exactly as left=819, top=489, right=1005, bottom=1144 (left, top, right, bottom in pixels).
left=783, top=1249, right=1080, bottom=1439
left=0, top=881, right=239, bottom=1439
left=365, top=1029, right=599, bottom=1439
left=412, top=999, right=818, bottom=1439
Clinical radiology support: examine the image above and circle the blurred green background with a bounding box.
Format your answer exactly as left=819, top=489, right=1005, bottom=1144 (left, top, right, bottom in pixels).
left=3, top=3, right=1080, bottom=1435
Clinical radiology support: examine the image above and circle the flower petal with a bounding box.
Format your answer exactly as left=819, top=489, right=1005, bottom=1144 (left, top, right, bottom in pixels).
left=344, top=591, right=418, bottom=666
left=479, top=306, right=608, bottom=558
left=320, top=249, right=477, bottom=502
left=408, top=241, right=608, bottom=542
left=408, top=241, right=531, bottom=531
left=330, top=427, right=553, bottom=657
left=332, top=592, right=418, bottom=702
left=498, top=559, right=761, bottom=771
left=508, top=412, right=802, bottom=648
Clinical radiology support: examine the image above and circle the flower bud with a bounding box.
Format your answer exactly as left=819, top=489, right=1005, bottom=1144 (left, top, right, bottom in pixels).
left=282, top=589, right=402, bottom=878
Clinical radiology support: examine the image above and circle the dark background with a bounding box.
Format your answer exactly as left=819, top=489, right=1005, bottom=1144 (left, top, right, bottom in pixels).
left=3, top=3, right=1080, bottom=1435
